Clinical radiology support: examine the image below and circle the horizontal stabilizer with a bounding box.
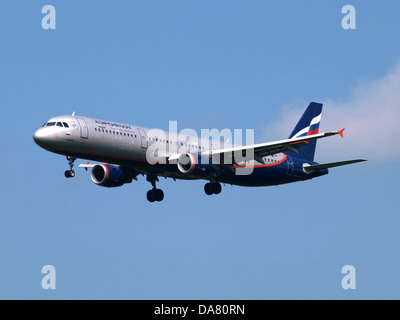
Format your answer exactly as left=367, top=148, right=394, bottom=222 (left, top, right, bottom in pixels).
left=303, top=159, right=367, bottom=174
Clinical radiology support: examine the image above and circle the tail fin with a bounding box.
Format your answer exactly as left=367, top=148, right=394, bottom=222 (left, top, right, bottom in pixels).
left=288, top=102, right=323, bottom=161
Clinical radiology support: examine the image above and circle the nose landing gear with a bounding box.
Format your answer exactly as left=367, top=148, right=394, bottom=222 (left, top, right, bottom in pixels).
left=65, top=155, right=76, bottom=178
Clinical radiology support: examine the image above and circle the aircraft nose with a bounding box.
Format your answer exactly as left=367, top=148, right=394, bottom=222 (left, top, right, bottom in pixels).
left=33, top=128, right=49, bottom=147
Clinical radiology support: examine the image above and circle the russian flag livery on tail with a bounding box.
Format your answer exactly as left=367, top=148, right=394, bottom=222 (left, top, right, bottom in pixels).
left=288, top=102, right=322, bottom=161
left=33, top=102, right=367, bottom=203
left=289, top=102, right=322, bottom=139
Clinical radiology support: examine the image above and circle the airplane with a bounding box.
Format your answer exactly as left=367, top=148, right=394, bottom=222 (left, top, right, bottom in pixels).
left=33, top=102, right=366, bottom=202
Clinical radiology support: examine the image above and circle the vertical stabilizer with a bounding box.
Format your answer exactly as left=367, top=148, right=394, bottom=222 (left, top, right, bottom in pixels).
left=288, top=102, right=323, bottom=161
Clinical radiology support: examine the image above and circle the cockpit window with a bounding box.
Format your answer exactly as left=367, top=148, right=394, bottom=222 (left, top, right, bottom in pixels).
left=56, top=122, right=63, bottom=127
left=63, top=122, right=69, bottom=128
left=46, top=122, right=56, bottom=127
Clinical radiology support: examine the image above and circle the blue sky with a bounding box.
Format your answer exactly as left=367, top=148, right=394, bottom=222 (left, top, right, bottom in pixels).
left=1, top=0, right=399, bottom=299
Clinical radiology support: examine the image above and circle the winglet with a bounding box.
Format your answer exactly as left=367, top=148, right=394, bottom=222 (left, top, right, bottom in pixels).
left=84, top=162, right=90, bottom=171
left=338, top=128, right=345, bottom=138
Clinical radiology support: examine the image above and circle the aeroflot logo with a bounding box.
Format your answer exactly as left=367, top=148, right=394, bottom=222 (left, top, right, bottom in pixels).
left=95, top=120, right=132, bottom=129
left=146, top=121, right=255, bottom=176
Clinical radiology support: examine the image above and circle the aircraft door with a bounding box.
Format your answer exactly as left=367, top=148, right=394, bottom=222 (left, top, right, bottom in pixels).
left=77, top=118, right=89, bottom=139
left=137, top=128, right=148, bottom=149
left=286, top=155, right=294, bottom=176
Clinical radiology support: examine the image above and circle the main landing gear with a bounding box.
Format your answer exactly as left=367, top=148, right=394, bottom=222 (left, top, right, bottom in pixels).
left=204, top=181, right=222, bottom=196
left=146, top=175, right=164, bottom=202
left=65, top=155, right=76, bottom=178
left=147, top=189, right=164, bottom=203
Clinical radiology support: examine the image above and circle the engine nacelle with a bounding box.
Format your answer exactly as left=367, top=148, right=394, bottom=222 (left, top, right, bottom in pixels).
left=91, top=164, right=132, bottom=188
left=177, top=153, right=215, bottom=176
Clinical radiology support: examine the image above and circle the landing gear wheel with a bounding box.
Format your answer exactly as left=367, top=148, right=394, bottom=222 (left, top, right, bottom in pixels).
left=147, top=190, right=156, bottom=202
left=154, top=189, right=164, bottom=202
left=204, top=183, right=213, bottom=195
left=147, top=189, right=164, bottom=202
left=211, top=182, right=222, bottom=194
left=204, top=182, right=222, bottom=195
left=64, top=170, right=75, bottom=178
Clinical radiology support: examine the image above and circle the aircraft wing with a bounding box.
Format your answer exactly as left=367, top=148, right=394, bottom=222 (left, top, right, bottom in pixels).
left=202, top=129, right=346, bottom=164
left=78, top=162, right=96, bottom=171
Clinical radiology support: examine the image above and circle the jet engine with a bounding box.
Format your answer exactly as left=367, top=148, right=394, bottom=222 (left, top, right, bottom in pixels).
left=176, top=153, right=215, bottom=177
left=91, top=164, right=132, bottom=188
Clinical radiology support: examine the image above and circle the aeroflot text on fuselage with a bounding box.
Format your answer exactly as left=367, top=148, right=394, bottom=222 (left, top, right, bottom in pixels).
left=95, top=120, right=132, bottom=129
left=33, top=102, right=367, bottom=203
